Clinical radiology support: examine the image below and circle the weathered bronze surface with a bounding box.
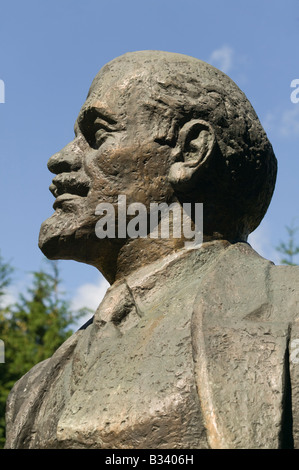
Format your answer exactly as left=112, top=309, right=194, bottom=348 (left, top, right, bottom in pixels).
left=5, top=51, right=299, bottom=449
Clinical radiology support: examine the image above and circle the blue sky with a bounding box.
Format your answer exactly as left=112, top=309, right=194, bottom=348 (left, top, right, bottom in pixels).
left=1, top=0, right=299, bottom=312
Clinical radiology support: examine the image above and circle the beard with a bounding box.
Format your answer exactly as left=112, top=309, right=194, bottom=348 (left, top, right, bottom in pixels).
left=38, top=194, right=124, bottom=283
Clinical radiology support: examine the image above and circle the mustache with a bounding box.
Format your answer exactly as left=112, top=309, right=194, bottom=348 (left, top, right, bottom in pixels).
left=50, top=170, right=90, bottom=198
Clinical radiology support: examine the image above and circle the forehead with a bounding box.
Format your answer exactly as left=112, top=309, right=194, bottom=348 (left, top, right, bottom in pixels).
left=76, top=64, right=150, bottom=126
left=77, top=50, right=218, bottom=125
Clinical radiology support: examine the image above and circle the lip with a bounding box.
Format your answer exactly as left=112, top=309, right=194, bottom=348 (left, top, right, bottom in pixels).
left=49, top=171, right=90, bottom=210
left=53, top=193, right=83, bottom=210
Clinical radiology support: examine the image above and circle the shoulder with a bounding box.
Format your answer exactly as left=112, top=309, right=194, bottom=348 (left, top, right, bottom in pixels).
left=191, top=242, right=299, bottom=448
left=195, top=241, right=299, bottom=323
left=5, top=329, right=83, bottom=448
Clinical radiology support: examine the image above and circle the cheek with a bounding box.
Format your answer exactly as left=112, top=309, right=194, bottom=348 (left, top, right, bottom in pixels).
left=85, top=146, right=139, bottom=201
left=113, top=144, right=173, bottom=205
left=136, top=146, right=173, bottom=204
left=85, top=143, right=173, bottom=204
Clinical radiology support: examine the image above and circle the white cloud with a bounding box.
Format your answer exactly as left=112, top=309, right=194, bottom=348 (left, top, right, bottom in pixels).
left=248, top=223, right=279, bottom=265
left=0, top=273, right=33, bottom=310
left=71, top=275, right=110, bottom=325
left=262, top=106, right=299, bottom=138
left=209, top=45, right=234, bottom=74
left=0, top=289, right=17, bottom=309
left=279, top=106, right=299, bottom=136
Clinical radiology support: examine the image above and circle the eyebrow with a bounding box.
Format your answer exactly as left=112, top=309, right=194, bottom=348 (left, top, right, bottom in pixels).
left=92, top=105, right=118, bottom=125
left=77, top=104, right=119, bottom=131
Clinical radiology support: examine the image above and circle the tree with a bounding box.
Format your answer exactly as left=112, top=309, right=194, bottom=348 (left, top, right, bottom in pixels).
left=0, top=251, right=15, bottom=448
left=0, top=257, right=90, bottom=448
left=0, top=251, right=13, bottom=308
left=276, top=223, right=299, bottom=266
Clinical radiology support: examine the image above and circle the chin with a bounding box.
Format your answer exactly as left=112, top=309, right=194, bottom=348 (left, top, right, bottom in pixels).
left=39, top=193, right=96, bottom=255
left=38, top=211, right=118, bottom=281
left=39, top=209, right=87, bottom=258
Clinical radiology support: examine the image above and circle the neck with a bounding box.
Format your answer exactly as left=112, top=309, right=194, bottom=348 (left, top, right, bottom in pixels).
left=114, top=237, right=183, bottom=281
left=113, top=236, right=231, bottom=283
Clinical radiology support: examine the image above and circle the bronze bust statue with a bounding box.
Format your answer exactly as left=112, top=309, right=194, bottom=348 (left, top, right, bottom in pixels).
left=5, top=51, right=299, bottom=449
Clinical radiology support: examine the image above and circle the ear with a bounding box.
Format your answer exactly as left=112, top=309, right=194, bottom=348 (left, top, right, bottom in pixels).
left=168, top=119, right=216, bottom=191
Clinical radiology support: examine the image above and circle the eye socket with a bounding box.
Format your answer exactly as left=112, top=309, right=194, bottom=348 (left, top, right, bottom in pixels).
left=78, top=108, right=118, bottom=149
left=95, top=128, right=109, bottom=147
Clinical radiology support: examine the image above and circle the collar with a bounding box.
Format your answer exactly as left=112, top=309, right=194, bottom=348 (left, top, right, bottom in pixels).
left=93, top=240, right=231, bottom=329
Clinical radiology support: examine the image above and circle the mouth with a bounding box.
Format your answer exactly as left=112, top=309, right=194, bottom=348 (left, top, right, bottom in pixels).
left=50, top=172, right=90, bottom=210
left=52, top=193, right=83, bottom=210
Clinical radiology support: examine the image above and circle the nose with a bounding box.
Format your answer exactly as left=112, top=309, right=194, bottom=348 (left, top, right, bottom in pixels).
left=47, top=136, right=85, bottom=175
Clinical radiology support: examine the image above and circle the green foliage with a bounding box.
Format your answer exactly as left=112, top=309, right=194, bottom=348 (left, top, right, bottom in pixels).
left=0, top=252, right=13, bottom=306
left=0, top=255, right=89, bottom=448
left=276, top=223, right=299, bottom=266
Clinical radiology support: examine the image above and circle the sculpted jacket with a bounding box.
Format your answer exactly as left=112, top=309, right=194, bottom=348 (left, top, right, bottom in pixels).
left=4, top=241, right=299, bottom=448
